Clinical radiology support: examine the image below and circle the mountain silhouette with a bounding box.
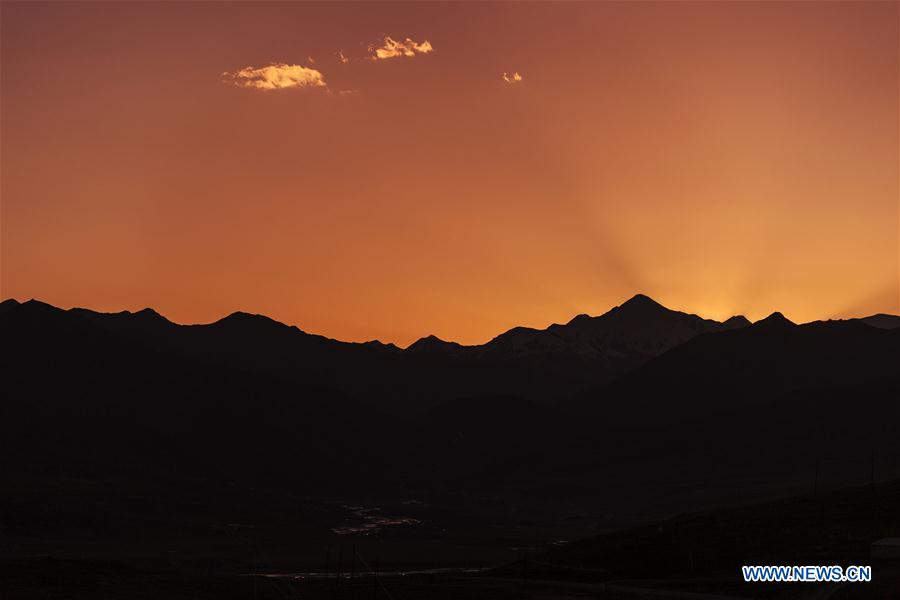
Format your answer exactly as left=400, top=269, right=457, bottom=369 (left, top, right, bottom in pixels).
left=590, top=308, right=899, bottom=424
left=0, top=294, right=760, bottom=412
left=3, top=295, right=895, bottom=415
left=861, top=313, right=900, bottom=329
left=1, top=293, right=898, bottom=572
left=406, top=334, right=466, bottom=355
left=480, top=293, right=750, bottom=361
left=482, top=293, right=746, bottom=358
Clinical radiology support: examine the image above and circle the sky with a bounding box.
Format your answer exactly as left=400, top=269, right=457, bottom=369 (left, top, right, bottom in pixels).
left=2, top=1, right=897, bottom=346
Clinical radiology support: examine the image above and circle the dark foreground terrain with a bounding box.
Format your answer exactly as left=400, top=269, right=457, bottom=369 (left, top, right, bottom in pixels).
left=1, top=295, right=898, bottom=597
left=4, top=478, right=900, bottom=599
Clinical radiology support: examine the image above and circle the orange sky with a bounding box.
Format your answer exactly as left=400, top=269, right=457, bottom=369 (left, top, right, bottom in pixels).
left=2, top=1, right=897, bottom=346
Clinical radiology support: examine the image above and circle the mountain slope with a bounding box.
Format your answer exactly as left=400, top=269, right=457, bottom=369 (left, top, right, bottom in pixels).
left=2, top=295, right=899, bottom=562
left=593, top=311, right=900, bottom=425
left=528, top=476, right=900, bottom=582
left=479, top=293, right=747, bottom=361
left=1, top=294, right=754, bottom=411
left=860, top=313, right=900, bottom=329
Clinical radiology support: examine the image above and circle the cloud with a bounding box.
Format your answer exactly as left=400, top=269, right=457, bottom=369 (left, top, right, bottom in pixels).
left=369, top=36, right=433, bottom=60
left=338, top=50, right=350, bottom=64
left=223, top=63, right=327, bottom=90
left=502, top=72, right=523, bottom=83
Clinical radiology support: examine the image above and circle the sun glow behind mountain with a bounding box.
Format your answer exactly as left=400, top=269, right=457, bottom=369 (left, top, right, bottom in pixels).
left=1, top=1, right=897, bottom=346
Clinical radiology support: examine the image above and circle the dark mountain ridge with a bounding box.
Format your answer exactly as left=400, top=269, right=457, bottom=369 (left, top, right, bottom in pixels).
left=3, top=295, right=895, bottom=416
left=0, top=294, right=758, bottom=412
left=860, top=312, right=900, bottom=330
left=582, top=308, right=900, bottom=427
left=1, top=294, right=899, bottom=567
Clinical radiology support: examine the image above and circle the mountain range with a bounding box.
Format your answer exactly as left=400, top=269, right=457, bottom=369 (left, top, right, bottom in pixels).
left=1, top=293, right=898, bottom=565
left=2, top=293, right=890, bottom=414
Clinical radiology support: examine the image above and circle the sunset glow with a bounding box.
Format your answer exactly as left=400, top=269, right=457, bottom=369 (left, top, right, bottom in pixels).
left=1, top=1, right=897, bottom=346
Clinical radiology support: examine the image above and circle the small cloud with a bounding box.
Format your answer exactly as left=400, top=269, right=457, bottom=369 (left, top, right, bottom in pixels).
left=338, top=50, right=350, bottom=64
left=307, top=56, right=316, bottom=64
left=502, top=72, right=523, bottom=83
left=338, top=89, right=360, bottom=96
left=223, top=63, right=327, bottom=90
left=369, top=36, right=433, bottom=60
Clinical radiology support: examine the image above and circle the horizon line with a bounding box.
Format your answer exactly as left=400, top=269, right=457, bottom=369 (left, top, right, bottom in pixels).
left=3, top=294, right=896, bottom=351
